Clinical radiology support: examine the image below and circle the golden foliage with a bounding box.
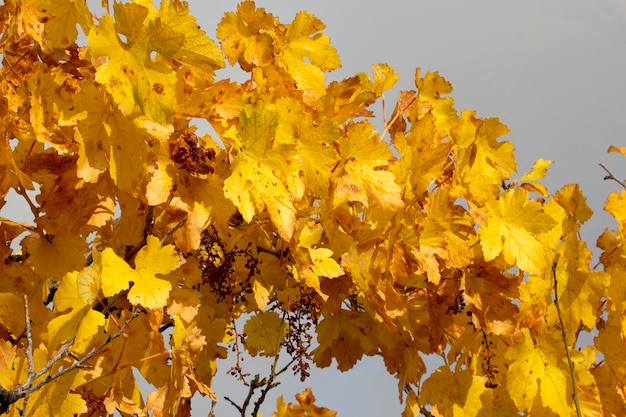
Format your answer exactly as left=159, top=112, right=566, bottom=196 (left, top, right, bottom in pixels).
left=0, top=1, right=623, bottom=416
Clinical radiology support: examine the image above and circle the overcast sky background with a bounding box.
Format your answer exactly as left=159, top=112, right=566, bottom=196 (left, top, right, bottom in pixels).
left=3, top=0, right=626, bottom=415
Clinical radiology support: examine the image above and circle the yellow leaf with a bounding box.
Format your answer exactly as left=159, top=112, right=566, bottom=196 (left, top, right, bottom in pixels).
left=420, top=367, right=491, bottom=417
left=167, top=288, right=201, bottom=325
left=170, top=168, right=237, bottom=253
left=26, top=65, right=75, bottom=151
left=453, top=110, right=517, bottom=203
left=402, top=390, right=419, bottom=417
left=88, top=9, right=174, bottom=120
left=39, top=0, right=93, bottom=49
left=415, top=69, right=458, bottom=133
left=275, top=97, right=340, bottom=200
left=272, top=388, right=336, bottom=417
left=399, top=188, right=475, bottom=284
left=462, top=264, right=520, bottom=336
left=100, top=236, right=177, bottom=310
left=0, top=294, right=26, bottom=337
left=49, top=270, right=105, bottom=354
left=100, top=248, right=135, bottom=297
left=553, top=184, right=593, bottom=227
left=87, top=0, right=221, bottom=122
left=67, top=81, right=152, bottom=195
left=9, top=0, right=48, bottom=49
left=223, top=106, right=300, bottom=240
left=149, top=0, right=224, bottom=72
left=333, top=122, right=404, bottom=210
left=278, top=11, right=341, bottom=101
left=371, top=63, right=398, bottom=95
left=391, top=113, right=450, bottom=199
left=608, top=145, right=626, bottom=155
left=244, top=311, right=287, bottom=357
left=252, top=279, right=271, bottom=311
left=128, top=236, right=177, bottom=309
left=451, top=109, right=477, bottom=149
left=26, top=233, right=89, bottom=280
left=216, top=1, right=276, bottom=70
left=146, top=149, right=175, bottom=206
left=293, top=222, right=344, bottom=299
left=521, top=158, right=552, bottom=182
left=605, top=190, right=626, bottom=225
left=0, top=137, right=33, bottom=196
left=311, top=310, right=377, bottom=371
left=319, top=74, right=377, bottom=123
left=76, top=264, right=102, bottom=305
left=554, top=234, right=609, bottom=333
left=479, top=188, right=557, bottom=274
left=505, top=329, right=571, bottom=416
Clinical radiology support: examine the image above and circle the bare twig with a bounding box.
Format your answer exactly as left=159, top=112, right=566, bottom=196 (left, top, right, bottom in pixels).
left=124, top=206, right=155, bottom=264
left=208, top=399, right=217, bottom=417
left=15, top=186, right=39, bottom=220
left=0, top=307, right=141, bottom=415
left=223, top=382, right=262, bottom=417
left=160, top=217, right=187, bottom=245
left=599, top=163, right=626, bottom=190
left=251, top=356, right=294, bottom=417
left=223, top=396, right=244, bottom=415
left=226, top=310, right=303, bottom=417
left=380, top=93, right=417, bottom=141
left=0, top=47, right=33, bottom=82
left=240, top=374, right=266, bottom=416
left=552, top=263, right=582, bottom=417
left=20, top=296, right=34, bottom=416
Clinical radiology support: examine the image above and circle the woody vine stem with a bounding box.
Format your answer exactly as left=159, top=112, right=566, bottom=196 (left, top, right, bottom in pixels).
left=552, top=263, right=582, bottom=417
left=0, top=296, right=141, bottom=416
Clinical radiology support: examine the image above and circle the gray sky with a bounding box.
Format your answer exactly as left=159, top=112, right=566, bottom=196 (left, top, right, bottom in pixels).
left=4, top=0, right=626, bottom=415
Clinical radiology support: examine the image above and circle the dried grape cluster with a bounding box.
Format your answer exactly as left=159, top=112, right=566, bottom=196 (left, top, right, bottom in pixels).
left=196, top=227, right=260, bottom=305
left=480, top=330, right=499, bottom=389
left=447, top=289, right=466, bottom=315
left=169, top=132, right=216, bottom=175
left=280, top=289, right=323, bottom=382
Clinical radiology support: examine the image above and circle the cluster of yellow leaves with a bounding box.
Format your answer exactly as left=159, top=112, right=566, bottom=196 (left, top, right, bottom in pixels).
left=0, top=1, right=624, bottom=416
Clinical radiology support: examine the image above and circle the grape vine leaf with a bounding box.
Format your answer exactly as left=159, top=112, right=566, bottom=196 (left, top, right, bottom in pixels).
left=222, top=106, right=300, bottom=240
left=505, top=329, right=571, bottom=416
left=100, top=235, right=177, bottom=310
left=273, top=388, right=337, bottom=417
left=244, top=311, right=288, bottom=357
left=479, top=188, right=557, bottom=274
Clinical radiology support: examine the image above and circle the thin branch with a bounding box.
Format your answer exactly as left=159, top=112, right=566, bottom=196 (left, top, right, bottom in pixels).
left=0, top=308, right=141, bottom=415
left=15, top=186, right=39, bottom=219
left=208, top=399, right=217, bottom=417
left=30, top=308, right=142, bottom=393
left=20, top=296, right=34, bottom=416
left=0, top=47, right=33, bottom=82
left=124, top=206, right=154, bottom=263
left=226, top=310, right=303, bottom=417
left=223, top=395, right=244, bottom=415
left=243, top=375, right=266, bottom=416
left=380, top=93, right=417, bottom=141
left=251, top=356, right=293, bottom=417
left=160, top=217, right=187, bottom=245
left=224, top=373, right=264, bottom=417
left=599, top=163, right=626, bottom=190
left=251, top=311, right=299, bottom=417
left=552, top=263, right=582, bottom=417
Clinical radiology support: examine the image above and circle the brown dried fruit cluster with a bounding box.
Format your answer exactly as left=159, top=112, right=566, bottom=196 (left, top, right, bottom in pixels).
left=169, top=133, right=216, bottom=175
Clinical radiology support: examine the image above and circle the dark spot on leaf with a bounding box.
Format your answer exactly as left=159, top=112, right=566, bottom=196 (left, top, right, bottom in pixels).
left=153, top=83, right=164, bottom=94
